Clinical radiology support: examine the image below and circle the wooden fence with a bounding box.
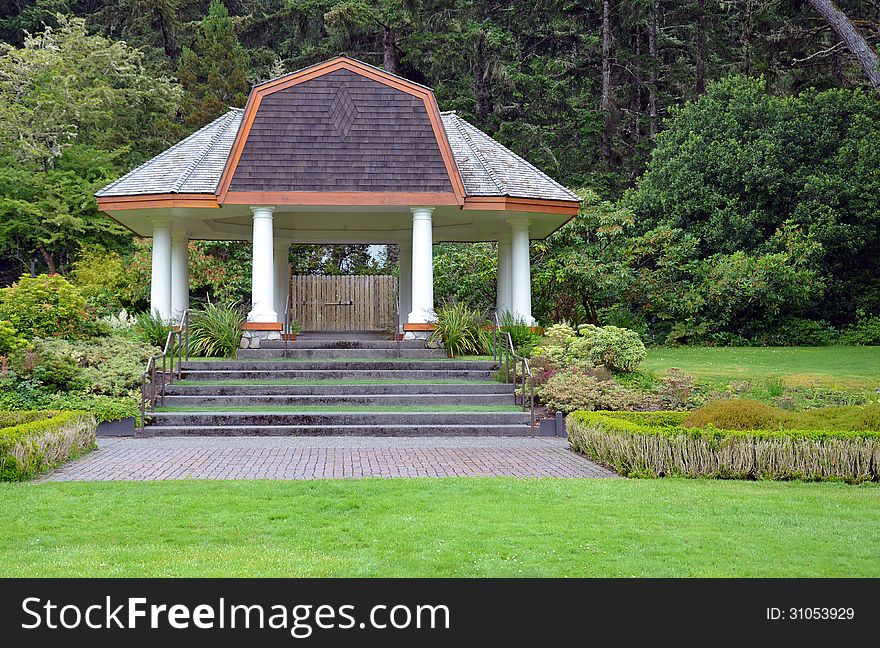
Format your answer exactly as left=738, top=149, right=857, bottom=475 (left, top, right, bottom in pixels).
left=290, top=274, right=397, bottom=331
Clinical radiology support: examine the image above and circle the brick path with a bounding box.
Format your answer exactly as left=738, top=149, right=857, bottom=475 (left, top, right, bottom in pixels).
left=41, top=437, right=615, bottom=481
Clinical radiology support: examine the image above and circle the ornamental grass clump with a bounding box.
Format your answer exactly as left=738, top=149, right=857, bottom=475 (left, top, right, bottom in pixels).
left=430, top=302, right=488, bottom=357
left=568, top=401, right=880, bottom=483
left=189, top=301, right=246, bottom=358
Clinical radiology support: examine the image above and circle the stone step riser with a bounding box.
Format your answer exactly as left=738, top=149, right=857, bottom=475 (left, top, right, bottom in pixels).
left=149, top=412, right=531, bottom=426
left=182, top=361, right=496, bottom=371
left=166, top=384, right=512, bottom=396
left=236, top=349, right=446, bottom=360
left=138, top=425, right=542, bottom=438
left=161, top=395, right=516, bottom=407
left=180, top=371, right=497, bottom=381
left=260, top=340, right=426, bottom=349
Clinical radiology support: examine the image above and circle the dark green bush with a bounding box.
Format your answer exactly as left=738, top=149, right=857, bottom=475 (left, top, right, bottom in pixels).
left=840, top=312, right=880, bottom=346
left=0, top=274, right=108, bottom=340
left=568, top=408, right=880, bottom=483
left=498, top=311, right=540, bottom=355
left=754, top=318, right=839, bottom=346
left=0, top=410, right=96, bottom=480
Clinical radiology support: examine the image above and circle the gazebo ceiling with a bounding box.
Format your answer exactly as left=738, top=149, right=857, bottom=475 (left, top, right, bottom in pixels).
left=96, top=56, right=580, bottom=241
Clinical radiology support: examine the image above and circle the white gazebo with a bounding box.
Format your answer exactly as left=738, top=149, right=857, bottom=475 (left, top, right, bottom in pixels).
left=96, top=57, right=580, bottom=339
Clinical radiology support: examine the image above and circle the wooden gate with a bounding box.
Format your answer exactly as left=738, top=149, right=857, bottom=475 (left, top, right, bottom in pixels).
left=290, top=274, right=397, bottom=331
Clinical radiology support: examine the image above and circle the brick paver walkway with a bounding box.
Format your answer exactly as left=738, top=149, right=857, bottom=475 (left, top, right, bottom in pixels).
left=41, top=437, right=615, bottom=481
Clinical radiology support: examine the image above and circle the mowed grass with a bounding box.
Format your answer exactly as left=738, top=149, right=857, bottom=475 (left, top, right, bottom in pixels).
left=1, top=479, right=877, bottom=577
left=643, top=346, right=880, bottom=389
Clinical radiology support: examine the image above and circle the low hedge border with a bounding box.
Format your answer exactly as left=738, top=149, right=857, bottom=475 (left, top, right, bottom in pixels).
left=0, top=410, right=97, bottom=481
left=567, top=411, right=880, bottom=484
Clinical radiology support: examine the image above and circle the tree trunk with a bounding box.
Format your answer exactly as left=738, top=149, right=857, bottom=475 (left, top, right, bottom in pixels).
left=648, top=2, right=658, bottom=138
left=38, top=245, right=56, bottom=275
left=630, top=27, right=641, bottom=139
left=474, top=30, right=494, bottom=118
left=806, top=0, right=880, bottom=89
left=741, top=0, right=753, bottom=75
left=695, top=0, right=707, bottom=94
left=601, top=0, right=614, bottom=164
left=383, top=27, right=400, bottom=75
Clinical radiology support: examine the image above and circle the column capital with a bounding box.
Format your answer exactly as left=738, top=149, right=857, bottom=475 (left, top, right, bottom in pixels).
left=507, top=216, right=533, bottom=230
left=410, top=206, right=435, bottom=219
left=250, top=205, right=276, bottom=216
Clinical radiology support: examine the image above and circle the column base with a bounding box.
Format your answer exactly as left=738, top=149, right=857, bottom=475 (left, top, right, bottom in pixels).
left=240, top=322, right=282, bottom=349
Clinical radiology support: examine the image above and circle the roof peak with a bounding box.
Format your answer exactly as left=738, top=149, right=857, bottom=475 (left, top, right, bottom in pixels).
left=254, top=56, right=435, bottom=94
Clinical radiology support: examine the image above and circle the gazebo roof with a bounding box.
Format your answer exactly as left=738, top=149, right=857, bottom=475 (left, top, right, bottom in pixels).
left=96, top=107, right=577, bottom=204
left=96, top=57, right=578, bottom=208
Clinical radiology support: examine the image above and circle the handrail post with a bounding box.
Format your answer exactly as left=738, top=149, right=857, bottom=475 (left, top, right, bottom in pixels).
left=283, top=292, right=290, bottom=359
left=396, top=306, right=401, bottom=358
left=184, top=310, right=190, bottom=361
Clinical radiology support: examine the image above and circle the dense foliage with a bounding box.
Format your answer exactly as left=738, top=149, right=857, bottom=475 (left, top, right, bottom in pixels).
left=0, top=2, right=878, bottom=341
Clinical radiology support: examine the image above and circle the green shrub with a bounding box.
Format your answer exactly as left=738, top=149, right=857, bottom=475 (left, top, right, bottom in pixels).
left=0, top=410, right=96, bottom=480
left=684, top=398, right=880, bottom=432
left=578, top=324, right=647, bottom=372
left=47, top=394, right=138, bottom=423
left=568, top=408, right=880, bottom=483
left=72, top=246, right=130, bottom=316
left=133, top=310, right=173, bottom=347
left=189, top=301, right=246, bottom=358
left=539, top=370, right=639, bottom=414
left=755, top=318, right=838, bottom=346
left=0, top=274, right=108, bottom=340
left=840, top=312, right=880, bottom=346
left=0, top=320, right=27, bottom=355
left=8, top=336, right=157, bottom=397
left=543, top=322, right=576, bottom=345
left=430, top=302, right=488, bottom=357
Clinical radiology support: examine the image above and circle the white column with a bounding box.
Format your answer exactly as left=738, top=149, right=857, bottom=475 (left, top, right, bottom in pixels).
left=150, top=218, right=172, bottom=321
left=248, top=206, right=277, bottom=322
left=397, top=241, right=412, bottom=330
left=274, top=240, right=290, bottom=330
left=170, top=228, right=189, bottom=320
left=509, top=217, right=535, bottom=325
left=408, top=207, right=434, bottom=323
left=496, top=233, right=512, bottom=317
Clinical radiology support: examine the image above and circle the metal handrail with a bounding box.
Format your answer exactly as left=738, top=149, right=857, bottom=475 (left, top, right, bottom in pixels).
left=395, top=301, right=401, bottom=358
left=494, top=311, right=535, bottom=427
left=283, top=291, right=291, bottom=359
left=139, top=309, right=190, bottom=433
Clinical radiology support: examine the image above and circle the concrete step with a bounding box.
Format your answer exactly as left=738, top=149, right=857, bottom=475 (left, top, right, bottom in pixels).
left=180, top=369, right=497, bottom=381
left=148, top=411, right=531, bottom=427
left=237, top=348, right=446, bottom=360
left=166, top=383, right=511, bottom=396
left=260, top=339, right=425, bottom=349
left=182, top=360, right=496, bottom=371
left=139, top=424, right=542, bottom=437
left=161, top=394, right=517, bottom=407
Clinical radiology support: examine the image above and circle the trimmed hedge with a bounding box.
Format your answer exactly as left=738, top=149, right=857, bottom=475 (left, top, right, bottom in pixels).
left=568, top=411, right=880, bottom=483
left=0, top=410, right=96, bottom=481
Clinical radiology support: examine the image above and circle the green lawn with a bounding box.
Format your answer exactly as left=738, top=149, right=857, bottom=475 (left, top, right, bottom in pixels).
left=643, top=345, right=880, bottom=390
left=1, top=478, right=877, bottom=577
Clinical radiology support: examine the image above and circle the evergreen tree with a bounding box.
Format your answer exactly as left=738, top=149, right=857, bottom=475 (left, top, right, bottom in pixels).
left=177, top=0, right=250, bottom=128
